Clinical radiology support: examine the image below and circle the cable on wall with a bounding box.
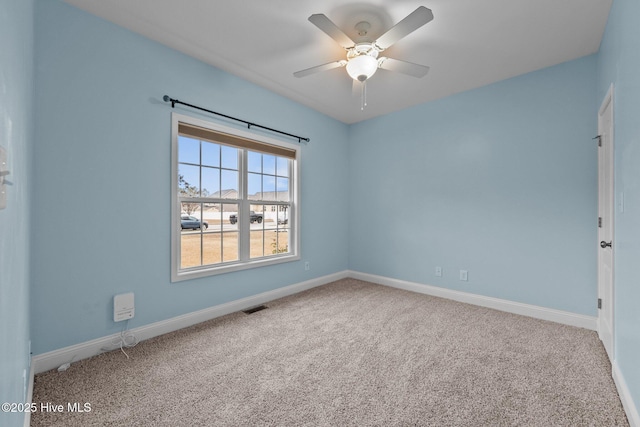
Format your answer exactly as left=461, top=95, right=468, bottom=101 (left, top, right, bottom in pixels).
left=162, top=95, right=310, bottom=143
left=99, top=320, right=139, bottom=359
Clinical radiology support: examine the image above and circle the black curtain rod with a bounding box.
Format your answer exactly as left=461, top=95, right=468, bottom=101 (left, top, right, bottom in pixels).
left=163, top=95, right=310, bottom=143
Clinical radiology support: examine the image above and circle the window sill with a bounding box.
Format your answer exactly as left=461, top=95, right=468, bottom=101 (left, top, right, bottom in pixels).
left=171, top=254, right=301, bottom=282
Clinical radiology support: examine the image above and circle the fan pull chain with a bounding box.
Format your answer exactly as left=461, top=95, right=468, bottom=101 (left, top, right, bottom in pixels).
left=364, top=81, right=367, bottom=109
left=361, top=81, right=368, bottom=111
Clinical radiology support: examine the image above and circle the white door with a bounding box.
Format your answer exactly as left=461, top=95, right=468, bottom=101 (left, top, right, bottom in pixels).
left=597, top=84, right=614, bottom=362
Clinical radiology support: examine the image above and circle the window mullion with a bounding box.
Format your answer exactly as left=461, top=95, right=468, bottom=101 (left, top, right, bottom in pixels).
left=199, top=202, right=204, bottom=266
left=239, top=149, right=250, bottom=262
left=289, top=158, right=295, bottom=253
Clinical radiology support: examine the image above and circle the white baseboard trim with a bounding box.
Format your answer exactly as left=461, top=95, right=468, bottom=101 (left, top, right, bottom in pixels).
left=613, top=361, right=640, bottom=427
left=32, top=270, right=349, bottom=374
left=31, top=270, right=634, bottom=422
left=23, top=364, right=34, bottom=427
left=348, top=270, right=597, bottom=331
left=29, top=269, right=598, bottom=373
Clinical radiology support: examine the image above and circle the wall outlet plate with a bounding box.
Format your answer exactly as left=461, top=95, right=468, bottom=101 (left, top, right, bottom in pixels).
left=459, top=270, right=468, bottom=281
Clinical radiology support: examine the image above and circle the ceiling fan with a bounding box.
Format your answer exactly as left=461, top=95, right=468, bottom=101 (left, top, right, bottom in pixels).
left=294, top=6, right=434, bottom=108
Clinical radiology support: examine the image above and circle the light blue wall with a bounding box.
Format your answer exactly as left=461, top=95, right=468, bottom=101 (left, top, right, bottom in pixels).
left=597, top=0, right=640, bottom=413
left=31, top=0, right=349, bottom=354
left=0, top=0, right=33, bottom=426
left=349, top=55, right=598, bottom=315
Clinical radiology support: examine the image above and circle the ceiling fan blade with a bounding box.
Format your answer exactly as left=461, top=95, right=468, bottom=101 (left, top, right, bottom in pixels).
left=308, top=14, right=355, bottom=49
left=378, top=57, right=430, bottom=78
left=293, top=60, right=346, bottom=78
left=375, top=6, right=434, bottom=50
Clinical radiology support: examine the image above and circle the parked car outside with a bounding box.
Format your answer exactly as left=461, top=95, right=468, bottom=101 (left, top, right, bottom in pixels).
left=229, top=211, right=263, bottom=224
left=181, top=215, right=208, bottom=230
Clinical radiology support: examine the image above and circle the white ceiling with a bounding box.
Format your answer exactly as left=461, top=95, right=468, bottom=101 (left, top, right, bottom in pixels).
left=63, top=0, right=612, bottom=124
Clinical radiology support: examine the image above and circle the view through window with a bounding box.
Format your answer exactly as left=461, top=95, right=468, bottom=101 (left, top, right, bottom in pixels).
left=172, top=115, right=299, bottom=281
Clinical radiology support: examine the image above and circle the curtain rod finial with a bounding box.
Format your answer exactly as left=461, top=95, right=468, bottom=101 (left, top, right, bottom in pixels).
left=163, top=95, right=170, bottom=102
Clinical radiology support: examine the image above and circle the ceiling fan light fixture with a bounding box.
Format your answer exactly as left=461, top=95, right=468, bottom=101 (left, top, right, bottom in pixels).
left=346, top=54, right=378, bottom=82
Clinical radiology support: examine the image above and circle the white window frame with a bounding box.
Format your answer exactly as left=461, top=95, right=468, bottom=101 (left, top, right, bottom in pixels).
left=171, top=112, right=300, bottom=282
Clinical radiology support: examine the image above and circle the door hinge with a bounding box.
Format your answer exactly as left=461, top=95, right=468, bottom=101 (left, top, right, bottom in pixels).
left=598, top=298, right=602, bottom=309
left=598, top=217, right=603, bottom=228
left=593, top=135, right=602, bottom=147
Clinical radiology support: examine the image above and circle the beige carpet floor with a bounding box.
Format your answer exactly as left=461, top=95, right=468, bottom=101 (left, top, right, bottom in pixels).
left=32, top=278, right=628, bottom=426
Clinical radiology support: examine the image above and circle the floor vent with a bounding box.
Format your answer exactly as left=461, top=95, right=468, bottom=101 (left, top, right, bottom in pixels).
left=242, top=305, right=268, bottom=315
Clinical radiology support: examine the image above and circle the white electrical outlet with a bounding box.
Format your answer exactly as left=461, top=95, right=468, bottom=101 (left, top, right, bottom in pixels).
left=435, top=266, right=442, bottom=277
left=459, top=270, right=468, bottom=281
left=304, top=261, right=310, bottom=271
left=114, top=292, right=135, bottom=322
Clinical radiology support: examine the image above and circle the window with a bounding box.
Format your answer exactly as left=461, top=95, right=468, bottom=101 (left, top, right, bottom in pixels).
left=171, top=113, right=300, bottom=281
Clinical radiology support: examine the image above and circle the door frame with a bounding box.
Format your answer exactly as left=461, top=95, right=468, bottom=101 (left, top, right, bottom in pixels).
left=597, top=83, right=615, bottom=361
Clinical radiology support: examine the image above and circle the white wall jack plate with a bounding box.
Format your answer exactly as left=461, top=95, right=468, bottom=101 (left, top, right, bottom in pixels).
left=459, top=270, right=468, bottom=281
left=114, top=292, right=135, bottom=322
left=304, top=261, right=310, bottom=271
left=435, top=266, right=442, bottom=277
